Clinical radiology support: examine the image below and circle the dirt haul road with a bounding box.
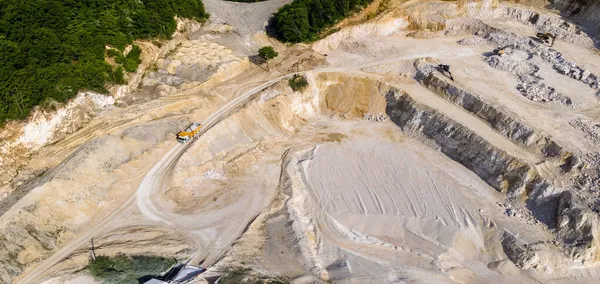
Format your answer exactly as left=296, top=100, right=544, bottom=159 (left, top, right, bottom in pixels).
left=15, top=42, right=480, bottom=283
left=15, top=74, right=291, bottom=284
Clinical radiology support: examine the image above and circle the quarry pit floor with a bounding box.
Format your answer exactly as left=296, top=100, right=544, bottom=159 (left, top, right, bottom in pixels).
left=6, top=2, right=600, bottom=284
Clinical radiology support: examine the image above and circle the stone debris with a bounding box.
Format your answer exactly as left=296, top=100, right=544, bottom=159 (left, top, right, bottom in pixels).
left=363, top=113, right=387, bottom=122
left=569, top=118, right=600, bottom=145
left=499, top=6, right=596, bottom=48
left=538, top=49, right=600, bottom=90
left=457, top=36, right=489, bottom=46
left=516, top=82, right=573, bottom=105
left=450, top=18, right=600, bottom=95
left=483, top=34, right=576, bottom=106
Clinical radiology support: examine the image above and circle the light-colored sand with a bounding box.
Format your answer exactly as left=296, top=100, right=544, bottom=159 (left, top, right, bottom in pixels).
left=5, top=1, right=600, bottom=283
left=296, top=138, right=536, bottom=283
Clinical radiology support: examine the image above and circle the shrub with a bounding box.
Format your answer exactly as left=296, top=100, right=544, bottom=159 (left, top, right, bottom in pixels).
left=288, top=75, right=309, bottom=91
left=124, top=45, right=143, bottom=72
left=258, top=46, right=278, bottom=61
left=88, top=254, right=176, bottom=284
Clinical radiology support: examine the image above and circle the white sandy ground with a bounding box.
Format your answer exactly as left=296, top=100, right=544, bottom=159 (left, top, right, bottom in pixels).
left=294, top=138, right=535, bottom=283
left=7, top=1, right=600, bottom=283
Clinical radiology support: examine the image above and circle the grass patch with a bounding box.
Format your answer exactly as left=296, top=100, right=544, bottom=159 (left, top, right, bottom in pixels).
left=88, top=254, right=176, bottom=284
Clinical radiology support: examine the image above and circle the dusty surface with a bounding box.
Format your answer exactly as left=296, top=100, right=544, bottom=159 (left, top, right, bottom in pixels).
left=2, top=0, right=600, bottom=283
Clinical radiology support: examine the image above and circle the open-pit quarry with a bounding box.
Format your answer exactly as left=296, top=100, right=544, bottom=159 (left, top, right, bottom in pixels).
left=2, top=0, right=600, bottom=283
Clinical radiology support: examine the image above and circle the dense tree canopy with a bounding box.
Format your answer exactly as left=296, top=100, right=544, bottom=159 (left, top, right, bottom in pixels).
left=224, top=0, right=266, bottom=2
left=272, top=0, right=373, bottom=43
left=0, top=0, right=208, bottom=123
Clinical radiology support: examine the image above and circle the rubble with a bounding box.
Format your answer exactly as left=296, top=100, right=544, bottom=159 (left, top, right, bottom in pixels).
left=457, top=36, right=489, bottom=46
left=569, top=118, right=600, bottom=145
left=516, top=82, right=573, bottom=106
left=363, top=113, right=387, bottom=122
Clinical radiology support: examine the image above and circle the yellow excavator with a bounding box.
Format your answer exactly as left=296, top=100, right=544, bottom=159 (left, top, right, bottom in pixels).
left=536, top=32, right=556, bottom=46
left=176, top=122, right=202, bottom=143
left=493, top=45, right=510, bottom=55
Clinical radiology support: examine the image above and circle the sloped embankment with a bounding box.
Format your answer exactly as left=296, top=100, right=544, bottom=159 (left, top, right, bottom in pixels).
left=220, top=72, right=600, bottom=281
left=417, top=65, right=567, bottom=159
left=385, top=87, right=600, bottom=269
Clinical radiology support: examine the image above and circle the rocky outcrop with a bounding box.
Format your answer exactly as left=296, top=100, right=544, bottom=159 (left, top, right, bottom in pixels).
left=385, top=89, right=539, bottom=196
left=415, top=63, right=566, bottom=158
left=551, top=0, right=600, bottom=42
left=499, top=5, right=597, bottom=48
left=385, top=87, right=600, bottom=269
left=556, top=191, right=600, bottom=262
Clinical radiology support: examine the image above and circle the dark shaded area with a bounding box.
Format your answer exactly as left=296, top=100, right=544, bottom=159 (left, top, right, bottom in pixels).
left=545, top=0, right=600, bottom=49
left=526, top=193, right=560, bottom=229
left=0, top=0, right=209, bottom=124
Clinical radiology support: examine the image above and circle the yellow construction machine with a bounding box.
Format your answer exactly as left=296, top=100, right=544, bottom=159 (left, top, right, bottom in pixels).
left=493, top=45, right=515, bottom=55
left=176, top=122, right=202, bottom=143
left=536, top=32, right=556, bottom=46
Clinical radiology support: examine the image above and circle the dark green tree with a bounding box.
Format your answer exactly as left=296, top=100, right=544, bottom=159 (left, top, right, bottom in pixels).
left=258, top=46, right=279, bottom=71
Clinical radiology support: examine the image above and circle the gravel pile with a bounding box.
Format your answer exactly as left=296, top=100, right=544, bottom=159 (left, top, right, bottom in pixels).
left=569, top=118, right=600, bottom=145
left=538, top=49, right=599, bottom=90
left=364, top=113, right=387, bottom=122
left=457, top=36, right=489, bottom=46
left=516, top=82, right=573, bottom=105
left=485, top=49, right=574, bottom=106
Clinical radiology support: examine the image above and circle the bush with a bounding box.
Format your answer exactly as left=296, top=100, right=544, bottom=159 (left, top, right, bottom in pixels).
left=288, top=75, right=309, bottom=91
left=0, top=0, right=209, bottom=124
left=109, top=67, right=126, bottom=85
left=124, top=45, right=143, bottom=72
left=272, top=0, right=374, bottom=43
left=258, top=46, right=278, bottom=61
left=88, top=254, right=176, bottom=284
left=106, top=49, right=120, bottom=58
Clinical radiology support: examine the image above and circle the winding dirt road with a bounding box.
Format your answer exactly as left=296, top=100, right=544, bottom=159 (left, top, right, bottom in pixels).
left=17, top=46, right=479, bottom=284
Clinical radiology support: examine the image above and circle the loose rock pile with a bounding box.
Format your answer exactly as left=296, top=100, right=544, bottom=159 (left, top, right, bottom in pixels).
left=450, top=18, right=600, bottom=96
left=457, top=36, right=489, bottom=46
left=485, top=49, right=574, bottom=106
left=537, top=49, right=599, bottom=90
left=364, top=113, right=388, bottom=122
left=569, top=118, right=600, bottom=146
left=516, top=82, right=573, bottom=105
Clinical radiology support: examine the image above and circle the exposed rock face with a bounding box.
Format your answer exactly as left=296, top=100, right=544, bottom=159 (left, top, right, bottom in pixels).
left=551, top=0, right=600, bottom=41
left=384, top=87, right=600, bottom=270
left=385, top=89, right=536, bottom=196
left=415, top=60, right=566, bottom=158
left=0, top=92, right=115, bottom=189
left=556, top=191, right=600, bottom=262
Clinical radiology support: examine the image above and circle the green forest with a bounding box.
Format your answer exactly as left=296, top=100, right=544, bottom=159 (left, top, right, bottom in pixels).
left=272, top=0, right=373, bottom=43
left=224, top=0, right=266, bottom=2
left=0, top=0, right=208, bottom=124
